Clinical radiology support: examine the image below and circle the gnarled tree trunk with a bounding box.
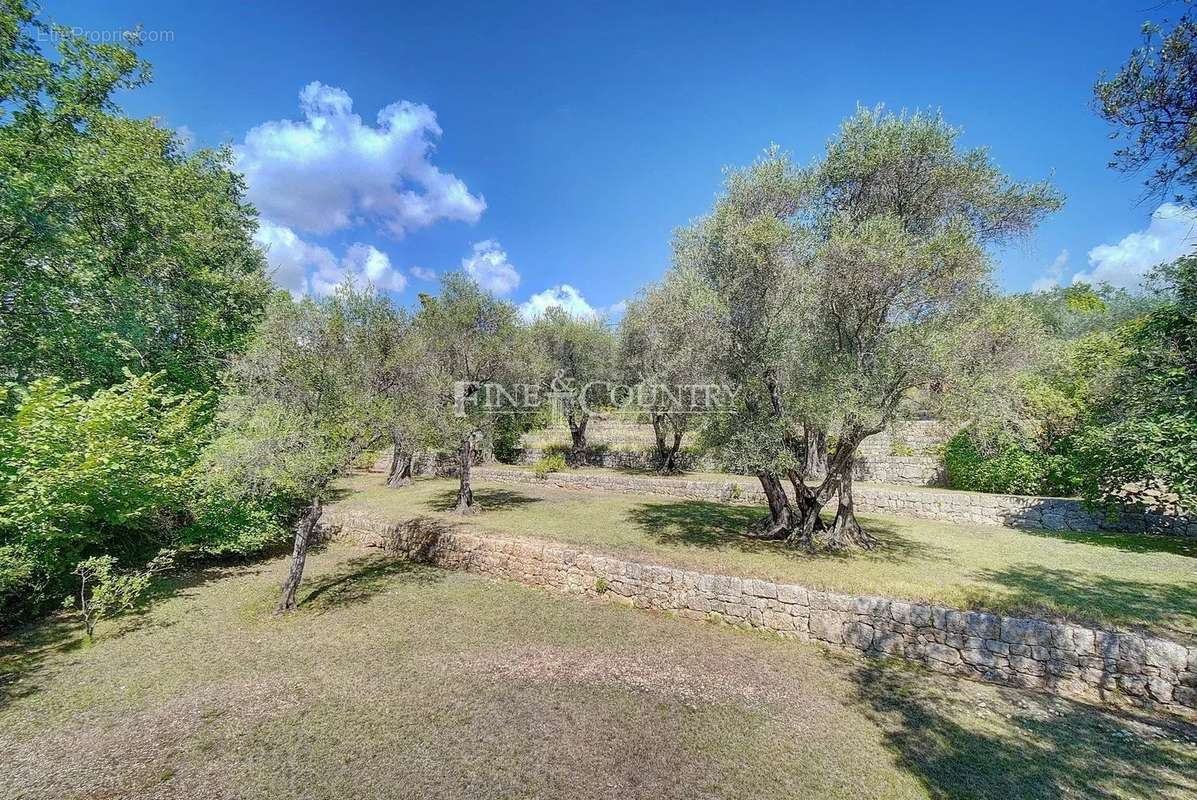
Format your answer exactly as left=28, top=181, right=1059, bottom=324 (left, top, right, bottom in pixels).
left=277, top=498, right=322, bottom=613
left=454, top=433, right=480, bottom=515
left=803, top=426, right=828, bottom=480
left=385, top=430, right=415, bottom=487
left=652, top=413, right=684, bottom=473
left=753, top=473, right=796, bottom=539
left=824, top=467, right=878, bottom=549
left=566, top=411, right=589, bottom=466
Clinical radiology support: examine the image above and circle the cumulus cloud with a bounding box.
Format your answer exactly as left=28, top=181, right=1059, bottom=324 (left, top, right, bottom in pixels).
left=519, top=284, right=598, bottom=320
left=1030, top=249, right=1069, bottom=293
left=518, top=286, right=626, bottom=321
left=236, top=82, right=485, bottom=237
left=409, top=265, right=437, bottom=281
left=1074, top=204, right=1197, bottom=288
left=462, top=240, right=520, bottom=295
left=253, top=221, right=406, bottom=297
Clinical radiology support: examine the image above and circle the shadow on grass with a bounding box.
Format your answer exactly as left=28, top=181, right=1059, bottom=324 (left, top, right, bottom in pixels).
left=426, top=487, right=544, bottom=513
left=1018, top=527, right=1197, bottom=559
left=0, top=618, right=82, bottom=711
left=967, top=564, right=1197, bottom=641
left=625, top=500, right=944, bottom=563
left=848, top=658, right=1197, bottom=800
left=300, top=555, right=442, bottom=613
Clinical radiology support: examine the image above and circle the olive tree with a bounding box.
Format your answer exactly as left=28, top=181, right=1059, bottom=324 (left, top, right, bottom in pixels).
left=529, top=306, right=615, bottom=465
left=678, top=110, right=1060, bottom=549
left=414, top=273, right=529, bottom=514
left=618, top=267, right=723, bottom=473
left=203, top=287, right=400, bottom=611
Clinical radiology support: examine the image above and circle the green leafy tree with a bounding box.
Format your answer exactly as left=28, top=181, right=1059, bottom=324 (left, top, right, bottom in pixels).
left=0, top=374, right=206, bottom=622
left=64, top=550, right=173, bottom=640
left=678, top=110, right=1060, bottom=548
left=0, top=0, right=270, bottom=392
left=201, top=287, right=399, bottom=612
left=529, top=307, right=615, bottom=465
left=619, top=267, right=723, bottom=473
left=1095, top=9, right=1197, bottom=203
left=414, top=274, right=531, bottom=514
left=1070, top=256, right=1197, bottom=515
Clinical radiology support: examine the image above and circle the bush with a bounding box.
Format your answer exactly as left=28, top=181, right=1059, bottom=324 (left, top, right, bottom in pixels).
left=942, top=431, right=1061, bottom=496
left=63, top=550, right=173, bottom=639
left=532, top=454, right=567, bottom=477
left=0, top=374, right=207, bottom=623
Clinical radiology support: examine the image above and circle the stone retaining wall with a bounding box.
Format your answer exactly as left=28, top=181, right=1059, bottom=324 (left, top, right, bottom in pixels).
left=518, top=447, right=945, bottom=487
left=473, top=468, right=1197, bottom=538
left=319, top=507, right=1197, bottom=715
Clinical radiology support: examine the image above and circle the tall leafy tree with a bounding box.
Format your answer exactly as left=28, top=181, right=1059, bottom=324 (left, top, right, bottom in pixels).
left=0, top=0, right=270, bottom=392
left=529, top=307, right=615, bottom=465
left=680, top=111, right=1060, bottom=548
left=619, top=267, right=723, bottom=473
left=1095, top=9, right=1197, bottom=203
left=1070, top=256, right=1197, bottom=516
left=414, top=274, right=530, bottom=514
left=203, top=288, right=399, bottom=612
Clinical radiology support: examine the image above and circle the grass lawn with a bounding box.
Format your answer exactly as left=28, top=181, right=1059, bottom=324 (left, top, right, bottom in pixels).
left=2, top=543, right=1194, bottom=800
left=333, top=474, right=1197, bottom=643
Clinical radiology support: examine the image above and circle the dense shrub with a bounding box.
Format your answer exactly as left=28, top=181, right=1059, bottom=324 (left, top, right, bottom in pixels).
left=0, top=374, right=206, bottom=622
left=532, top=454, right=567, bottom=477
left=942, top=431, right=1064, bottom=496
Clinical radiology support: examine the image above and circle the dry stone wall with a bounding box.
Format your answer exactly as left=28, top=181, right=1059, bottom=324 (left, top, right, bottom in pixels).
left=518, top=447, right=945, bottom=487
left=474, top=468, right=1197, bottom=538
left=319, top=507, right=1197, bottom=715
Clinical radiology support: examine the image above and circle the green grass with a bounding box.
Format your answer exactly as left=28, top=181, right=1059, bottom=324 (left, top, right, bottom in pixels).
left=2, top=543, right=1194, bottom=799
left=333, top=474, right=1197, bottom=642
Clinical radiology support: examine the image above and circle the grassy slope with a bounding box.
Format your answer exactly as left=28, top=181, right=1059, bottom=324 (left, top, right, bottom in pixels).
left=2, top=543, right=1194, bottom=800
left=333, top=474, right=1197, bottom=642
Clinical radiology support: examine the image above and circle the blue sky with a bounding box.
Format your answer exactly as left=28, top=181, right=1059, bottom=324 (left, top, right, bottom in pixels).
left=43, top=0, right=1197, bottom=315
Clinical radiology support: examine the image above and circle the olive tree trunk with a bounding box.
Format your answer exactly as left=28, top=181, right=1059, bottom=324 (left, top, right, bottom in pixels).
left=753, top=473, right=796, bottom=538
left=386, top=441, right=414, bottom=488
left=651, top=413, right=685, bottom=473
left=277, top=498, right=323, bottom=613
left=566, top=411, right=589, bottom=466
left=825, top=468, right=878, bottom=549
left=454, top=434, right=480, bottom=515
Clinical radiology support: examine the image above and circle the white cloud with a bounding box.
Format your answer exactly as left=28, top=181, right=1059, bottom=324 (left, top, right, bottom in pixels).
left=1030, top=249, right=1069, bottom=293
left=519, top=284, right=598, bottom=320
left=409, top=265, right=437, bottom=281
left=463, top=240, right=520, bottom=295
left=602, top=299, right=628, bottom=319
left=1074, top=204, right=1197, bottom=288
left=174, top=124, right=196, bottom=153
left=253, top=221, right=406, bottom=297
left=236, top=82, right=485, bottom=237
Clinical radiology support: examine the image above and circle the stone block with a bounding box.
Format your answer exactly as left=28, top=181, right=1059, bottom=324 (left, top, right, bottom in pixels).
left=1009, top=656, right=1046, bottom=676
left=809, top=611, right=844, bottom=644
left=850, top=596, right=889, bottom=617
left=1147, top=677, right=1174, bottom=703
left=776, top=584, right=808, bottom=606
left=843, top=622, right=875, bottom=650
left=1144, top=638, right=1189, bottom=671
left=1001, top=618, right=1054, bottom=646
left=925, top=643, right=961, bottom=665
left=961, top=648, right=1003, bottom=668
